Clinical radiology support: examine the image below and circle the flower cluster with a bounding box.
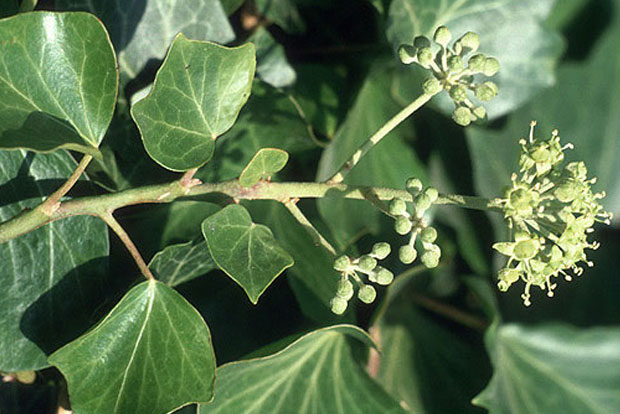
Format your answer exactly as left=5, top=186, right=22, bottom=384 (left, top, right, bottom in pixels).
left=493, top=121, right=612, bottom=306
left=330, top=242, right=394, bottom=314
left=398, top=26, right=499, bottom=126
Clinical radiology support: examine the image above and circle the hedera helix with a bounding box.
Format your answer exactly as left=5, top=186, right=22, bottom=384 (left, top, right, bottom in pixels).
left=0, top=14, right=612, bottom=411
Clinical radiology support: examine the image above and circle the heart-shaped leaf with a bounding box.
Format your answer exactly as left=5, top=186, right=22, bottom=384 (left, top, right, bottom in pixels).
left=201, top=204, right=294, bottom=304
left=198, top=325, right=407, bottom=413
left=49, top=280, right=216, bottom=414
left=250, top=27, right=296, bottom=88
left=131, top=34, right=256, bottom=171
left=149, top=239, right=216, bottom=287
left=239, top=148, right=289, bottom=187
left=0, top=12, right=118, bottom=155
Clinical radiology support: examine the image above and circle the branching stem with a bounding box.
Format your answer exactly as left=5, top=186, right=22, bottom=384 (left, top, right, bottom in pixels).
left=40, top=154, right=93, bottom=215
left=282, top=199, right=337, bottom=256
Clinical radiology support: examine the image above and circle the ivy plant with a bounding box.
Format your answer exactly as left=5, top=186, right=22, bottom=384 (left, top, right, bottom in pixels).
left=1, top=1, right=620, bottom=414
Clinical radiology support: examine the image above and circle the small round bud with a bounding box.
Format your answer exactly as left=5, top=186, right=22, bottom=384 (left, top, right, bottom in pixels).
left=417, top=47, right=434, bottom=68
left=389, top=198, right=408, bottom=216
left=433, top=26, right=451, bottom=46
left=453, top=106, right=472, bottom=126
left=394, top=217, right=413, bottom=235
left=374, top=266, right=394, bottom=285
left=467, top=54, right=486, bottom=72
left=447, top=55, right=464, bottom=73
left=458, top=32, right=480, bottom=52
left=330, top=296, right=348, bottom=315
left=371, top=242, right=391, bottom=260
left=423, top=187, right=439, bottom=203
left=449, top=85, right=467, bottom=102
left=414, top=193, right=432, bottom=213
left=422, top=78, right=442, bottom=95
left=421, top=249, right=441, bottom=268
left=399, top=244, right=417, bottom=264
left=358, top=285, right=377, bottom=304
left=333, top=255, right=351, bottom=272
left=475, top=84, right=494, bottom=102
left=482, top=57, right=499, bottom=76
left=358, top=255, right=378, bottom=272
left=406, top=178, right=424, bottom=194
left=472, top=106, right=487, bottom=119
left=398, top=44, right=417, bottom=65
left=420, top=226, right=438, bottom=243
left=336, top=279, right=354, bottom=300
left=413, top=35, right=431, bottom=48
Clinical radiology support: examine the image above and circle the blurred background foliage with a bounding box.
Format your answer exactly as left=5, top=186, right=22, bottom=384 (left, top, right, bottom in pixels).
left=2, top=0, right=620, bottom=413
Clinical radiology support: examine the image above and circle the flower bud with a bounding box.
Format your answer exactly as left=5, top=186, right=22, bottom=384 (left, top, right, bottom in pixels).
left=472, top=106, right=487, bottom=119
left=423, top=187, right=439, bottom=203
left=358, top=255, right=378, bottom=272
left=399, top=244, right=417, bottom=264
left=449, top=85, right=467, bottom=102
left=333, top=255, right=351, bottom=272
left=414, top=193, right=432, bottom=213
left=452, top=106, right=472, bottom=126
left=336, top=278, right=354, bottom=300
left=358, top=285, right=377, bottom=304
left=395, top=217, right=413, bottom=235
left=330, top=296, right=348, bottom=315
left=482, top=57, right=499, bottom=76
left=374, top=266, right=394, bottom=285
left=467, top=54, right=486, bottom=72
left=417, top=47, right=434, bottom=68
left=413, top=35, right=431, bottom=48
left=447, top=55, right=464, bottom=73
left=421, top=248, right=441, bottom=268
left=398, top=44, right=417, bottom=64
left=513, top=238, right=540, bottom=260
left=474, top=85, right=492, bottom=101
left=422, top=78, right=442, bottom=95
left=371, top=242, right=391, bottom=260
left=420, top=226, right=438, bottom=243
left=433, top=26, right=451, bottom=46
left=389, top=197, right=408, bottom=216
left=458, top=32, right=480, bottom=52
left=406, top=177, right=424, bottom=194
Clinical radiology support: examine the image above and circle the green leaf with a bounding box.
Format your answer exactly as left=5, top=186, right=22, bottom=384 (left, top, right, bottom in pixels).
left=221, top=0, right=245, bottom=15
left=250, top=27, right=296, bottom=88
left=469, top=14, right=620, bottom=221
left=474, top=323, right=620, bottom=413
left=0, top=12, right=118, bottom=154
left=198, top=325, right=407, bottom=414
left=131, top=34, right=256, bottom=171
left=197, top=81, right=317, bottom=183
left=255, top=0, right=305, bottom=33
left=49, top=280, right=216, bottom=414
left=149, top=239, right=216, bottom=287
left=386, top=0, right=563, bottom=118
left=56, top=0, right=234, bottom=84
left=201, top=204, right=294, bottom=304
left=0, top=150, right=109, bottom=371
left=239, top=148, right=289, bottom=187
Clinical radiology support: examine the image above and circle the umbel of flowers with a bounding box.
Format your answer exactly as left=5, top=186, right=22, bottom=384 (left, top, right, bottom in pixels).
left=493, top=121, right=612, bottom=306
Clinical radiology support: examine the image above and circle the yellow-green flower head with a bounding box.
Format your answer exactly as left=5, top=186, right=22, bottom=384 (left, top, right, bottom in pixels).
left=493, top=121, right=612, bottom=306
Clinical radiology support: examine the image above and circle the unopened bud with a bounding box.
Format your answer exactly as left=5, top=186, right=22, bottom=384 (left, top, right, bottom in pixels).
left=398, top=44, right=417, bottom=64
left=473, top=106, right=487, bottom=119
left=395, top=217, right=413, bottom=235
left=422, top=78, right=442, bottom=95
left=413, top=35, right=431, bottom=48
left=333, top=255, right=351, bottom=272
left=449, top=85, right=467, bottom=102
left=330, top=296, right=348, bottom=314
left=453, top=106, right=472, bottom=126
left=358, top=285, right=377, bottom=303
left=482, top=57, right=499, bottom=76
left=421, top=249, right=441, bottom=268
left=371, top=242, right=391, bottom=260
left=447, top=55, right=464, bottom=73
left=420, top=226, right=438, bottom=243
left=433, top=26, right=451, bottom=46
left=417, top=47, right=434, bottom=68
left=406, top=177, right=424, bottom=194
left=458, top=32, right=480, bottom=52
left=399, top=245, right=417, bottom=264
left=389, top=198, right=408, bottom=216
left=374, top=266, right=394, bottom=285
left=467, top=54, right=486, bottom=72
left=358, top=255, right=378, bottom=272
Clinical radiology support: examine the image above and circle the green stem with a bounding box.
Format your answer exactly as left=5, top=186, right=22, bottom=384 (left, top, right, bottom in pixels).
left=0, top=179, right=500, bottom=244
left=327, top=92, right=433, bottom=184
left=40, top=154, right=93, bottom=215
left=282, top=199, right=337, bottom=256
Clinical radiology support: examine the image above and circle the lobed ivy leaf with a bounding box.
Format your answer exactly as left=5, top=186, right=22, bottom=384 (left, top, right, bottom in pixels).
left=386, top=0, right=563, bottom=119
left=250, top=26, right=297, bottom=88
left=0, top=150, right=109, bottom=371
left=474, top=324, right=620, bottom=413
left=49, top=280, right=216, bottom=414
left=254, top=0, right=306, bottom=34
left=198, top=325, right=407, bottom=414
left=0, top=12, right=118, bottom=155
left=148, top=239, right=217, bottom=287
left=239, top=148, right=289, bottom=187
left=131, top=34, right=256, bottom=171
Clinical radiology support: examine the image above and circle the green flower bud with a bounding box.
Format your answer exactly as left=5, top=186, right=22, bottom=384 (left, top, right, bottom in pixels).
left=423, top=187, right=439, bottom=203
left=398, top=44, right=417, bottom=65
left=414, top=193, right=432, bottom=213
left=449, top=85, right=467, bottom=102
left=374, top=266, right=394, bottom=285
left=482, top=57, right=500, bottom=76
left=453, top=106, right=472, bottom=126
left=447, top=55, right=464, bottom=73
left=422, top=78, right=442, bottom=95
left=406, top=177, right=424, bottom=194
left=513, top=238, right=540, bottom=260
left=333, top=255, right=351, bottom=272
left=330, top=296, right=348, bottom=315
left=371, top=242, right=391, bottom=260
left=458, top=32, right=480, bottom=52
left=475, top=84, right=493, bottom=101
left=395, top=217, right=413, bottom=235
left=554, top=182, right=579, bottom=203
left=467, top=54, right=486, bottom=72
left=358, top=285, right=377, bottom=304
left=389, top=197, right=408, bottom=216
left=472, top=106, right=487, bottom=119
left=399, top=244, right=417, bottom=264
left=417, top=47, right=434, bottom=68
left=420, top=226, right=438, bottom=243
left=433, top=25, right=451, bottom=46
left=336, top=279, right=354, bottom=300
left=413, top=35, right=431, bottom=48
left=421, top=248, right=441, bottom=268
left=358, top=255, right=378, bottom=272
